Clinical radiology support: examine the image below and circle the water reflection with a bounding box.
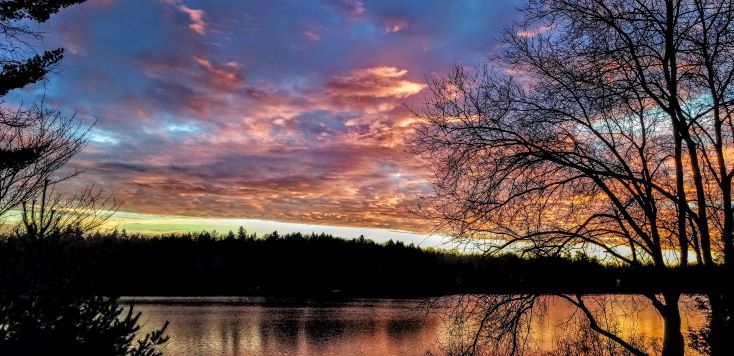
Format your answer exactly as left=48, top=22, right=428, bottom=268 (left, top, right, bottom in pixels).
left=125, top=296, right=705, bottom=355
left=128, top=297, right=442, bottom=355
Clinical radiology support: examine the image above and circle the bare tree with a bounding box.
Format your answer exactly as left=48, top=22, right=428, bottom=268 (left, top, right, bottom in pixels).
left=16, top=179, right=117, bottom=239
left=0, top=104, right=89, bottom=218
left=412, top=0, right=734, bottom=355
left=0, top=0, right=91, bottom=219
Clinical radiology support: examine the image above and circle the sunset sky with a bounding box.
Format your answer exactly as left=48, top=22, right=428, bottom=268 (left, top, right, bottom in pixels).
left=9, top=0, right=519, bottom=242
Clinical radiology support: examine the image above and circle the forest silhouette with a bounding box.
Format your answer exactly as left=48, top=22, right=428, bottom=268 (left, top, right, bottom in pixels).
left=1, top=229, right=729, bottom=297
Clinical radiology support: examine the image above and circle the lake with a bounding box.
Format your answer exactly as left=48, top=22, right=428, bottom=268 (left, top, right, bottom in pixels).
left=124, top=296, right=705, bottom=355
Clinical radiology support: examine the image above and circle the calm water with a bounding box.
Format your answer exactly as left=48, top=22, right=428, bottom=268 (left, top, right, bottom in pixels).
left=124, top=296, right=704, bottom=355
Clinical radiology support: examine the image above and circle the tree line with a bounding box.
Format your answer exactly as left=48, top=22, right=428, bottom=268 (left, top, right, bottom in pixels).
left=1, top=228, right=729, bottom=297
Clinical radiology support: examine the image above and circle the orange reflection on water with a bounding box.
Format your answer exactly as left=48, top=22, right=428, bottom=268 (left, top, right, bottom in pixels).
left=127, top=295, right=706, bottom=355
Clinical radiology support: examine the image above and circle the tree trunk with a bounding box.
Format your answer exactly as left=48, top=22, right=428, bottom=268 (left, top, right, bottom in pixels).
left=661, top=293, right=685, bottom=356
left=709, top=292, right=734, bottom=356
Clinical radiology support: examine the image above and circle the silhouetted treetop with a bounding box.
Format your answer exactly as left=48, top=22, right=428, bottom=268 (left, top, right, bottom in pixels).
left=0, top=0, right=90, bottom=216
left=0, top=0, right=84, bottom=22
left=0, top=0, right=87, bottom=96
left=0, top=49, right=63, bottom=96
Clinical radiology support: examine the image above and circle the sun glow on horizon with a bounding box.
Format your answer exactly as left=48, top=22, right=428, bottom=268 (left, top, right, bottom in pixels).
left=59, top=211, right=457, bottom=250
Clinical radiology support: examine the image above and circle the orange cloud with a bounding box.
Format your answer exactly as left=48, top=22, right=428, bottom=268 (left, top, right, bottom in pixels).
left=72, top=142, right=431, bottom=231
left=194, top=56, right=244, bottom=89
left=327, top=66, right=425, bottom=100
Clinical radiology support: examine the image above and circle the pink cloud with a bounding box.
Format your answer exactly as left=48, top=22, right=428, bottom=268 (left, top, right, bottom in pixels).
left=33, top=0, right=521, bottom=234
left=70, top=60, right=432, bottom=230
left=384, top=19, right=408, bottom=34
left=76, top=143, right=431, bottom=231
left=158, top=0, right=207, bottom=35
left=303, top=30, right=321, bottom=41
left=516, top=25, right=551, bottom=38
left=194, top=56, right=244, bottom=89
left=178, top=4, right=206, bottom=35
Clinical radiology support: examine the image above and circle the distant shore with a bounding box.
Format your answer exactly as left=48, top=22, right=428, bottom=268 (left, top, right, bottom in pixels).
left=3, top=231, right=731, bottom=298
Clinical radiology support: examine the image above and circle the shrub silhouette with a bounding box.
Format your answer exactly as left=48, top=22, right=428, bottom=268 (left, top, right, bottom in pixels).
left=0, top=232, right=168, bottom=355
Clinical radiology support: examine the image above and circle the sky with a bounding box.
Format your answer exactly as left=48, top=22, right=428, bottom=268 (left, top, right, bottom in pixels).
left=10, top=0, right=520, bottom=242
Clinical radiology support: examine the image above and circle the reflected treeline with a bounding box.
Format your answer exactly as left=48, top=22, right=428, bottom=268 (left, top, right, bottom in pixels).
left=132, top=298, right=440, bottom=355
left=1, top=229, right=730, bottom=297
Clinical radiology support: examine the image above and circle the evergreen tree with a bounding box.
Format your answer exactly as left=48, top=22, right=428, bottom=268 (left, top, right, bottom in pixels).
left=237, top=226, right=247, bottom=240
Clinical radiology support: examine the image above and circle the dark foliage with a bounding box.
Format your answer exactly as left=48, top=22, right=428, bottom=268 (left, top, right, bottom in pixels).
left=0, top=0, right=84, bottom=96
left=0, top=232, right=169, bottom=355
left=0, top=49, right=63, bottom=96
left=0, top=295, right=168, bottom=355
left=0, top=0, right=84, bottom=21
left=689, top=296, right=712, bottom=355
